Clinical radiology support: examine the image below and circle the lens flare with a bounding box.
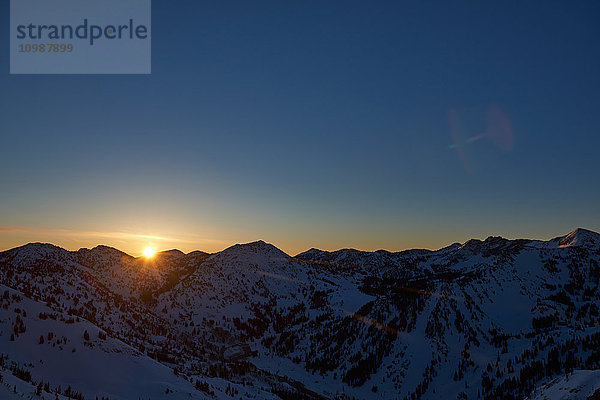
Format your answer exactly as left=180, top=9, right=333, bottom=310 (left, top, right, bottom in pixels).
left=449, top=105, right=513, bottom=174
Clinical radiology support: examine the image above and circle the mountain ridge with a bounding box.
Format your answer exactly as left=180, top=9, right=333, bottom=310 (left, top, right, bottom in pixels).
left=3, top=227, right=597, bottom=260
left=1, top=227, right=600, bottom=399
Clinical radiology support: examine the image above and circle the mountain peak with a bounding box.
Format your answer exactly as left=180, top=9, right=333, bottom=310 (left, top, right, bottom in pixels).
left=558, top=228, right=600, bottom=249
left=218, top=240, right=289, bottom=259
left=77, top=245, right=132, bottom=258
left=0, top=242, right=73, bottom=267
left=89, top=244, right=130, bottom=255
left=457, top=235, right=531, bottom=255
left=157, top=249, right=185, bottom=257
left=15, top=242, right=65, bottom=251
left=186, top=250, right=210, bottom=257
left=3, top=242, right=68, bottom=257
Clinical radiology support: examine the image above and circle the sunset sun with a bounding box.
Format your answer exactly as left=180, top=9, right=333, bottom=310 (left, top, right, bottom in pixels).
left=143, top=247, right=156, bottom=258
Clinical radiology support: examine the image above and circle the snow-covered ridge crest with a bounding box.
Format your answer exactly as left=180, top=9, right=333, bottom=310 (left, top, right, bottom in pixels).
left=0, top=242, right=78, bottom=268
left=1, top=228, right=600, bottom=399
left=2, top=228, right=598, bottom=263
left=213, top=239, right=290, bottom=260
left=557, top=228, right=600, bottom=249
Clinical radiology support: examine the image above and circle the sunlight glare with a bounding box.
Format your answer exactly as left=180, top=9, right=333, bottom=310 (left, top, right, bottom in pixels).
left=143, top=247, right=156, bottom=258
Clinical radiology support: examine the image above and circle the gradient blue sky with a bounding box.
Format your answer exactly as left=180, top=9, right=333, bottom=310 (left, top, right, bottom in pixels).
left=1, top=1, right=599, bottom=255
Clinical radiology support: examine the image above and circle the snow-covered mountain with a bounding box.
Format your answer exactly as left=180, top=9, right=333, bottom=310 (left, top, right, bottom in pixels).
left=528, top=369, right=600, bottom=400
left=1, top=228, right=599, bottom=399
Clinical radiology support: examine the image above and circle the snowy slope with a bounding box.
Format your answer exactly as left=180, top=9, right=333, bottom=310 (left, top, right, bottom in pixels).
left=0, top=284, right=210, bottom=400
left=529, top=370, right=600, bottom=400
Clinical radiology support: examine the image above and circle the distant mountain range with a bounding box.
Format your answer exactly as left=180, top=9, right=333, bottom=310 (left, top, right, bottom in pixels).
left=1, top=228, right=600, bottom=399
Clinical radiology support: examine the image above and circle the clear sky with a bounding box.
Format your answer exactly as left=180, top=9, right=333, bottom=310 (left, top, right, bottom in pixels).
left=1, top=1, right=599, bottom=256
